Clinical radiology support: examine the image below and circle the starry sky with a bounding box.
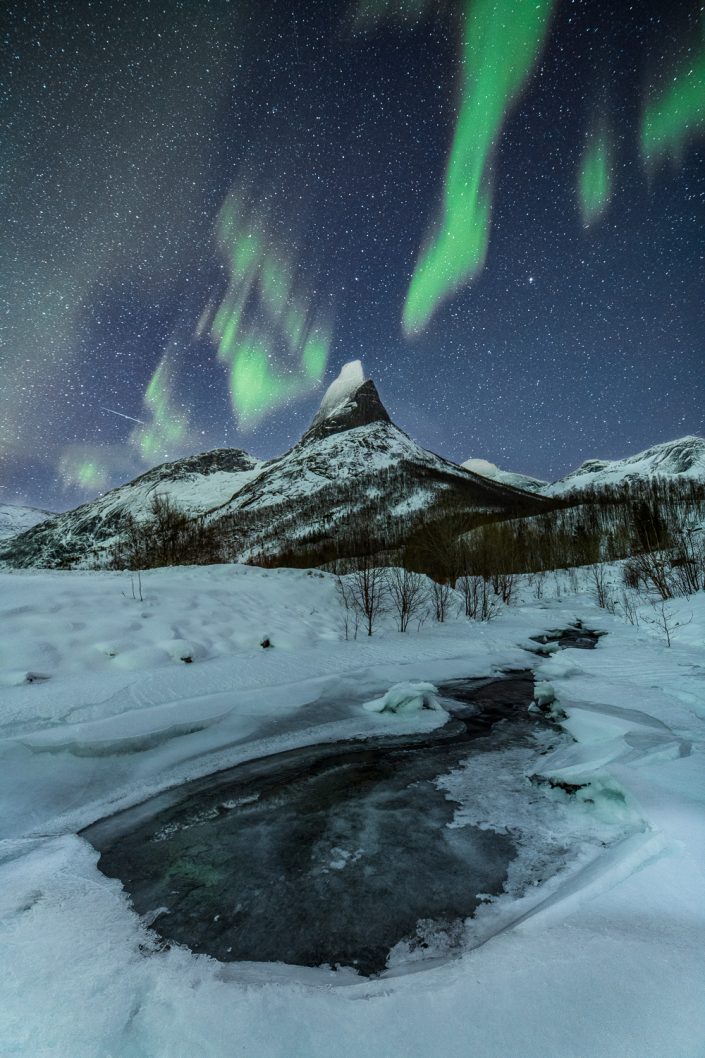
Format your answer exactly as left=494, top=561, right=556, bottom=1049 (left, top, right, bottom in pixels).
left=2, top=0, right=704, bottom=510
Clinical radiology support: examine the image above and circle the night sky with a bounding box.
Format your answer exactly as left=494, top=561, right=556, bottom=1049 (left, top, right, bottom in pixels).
left=2, top=0, right=704, bottom=511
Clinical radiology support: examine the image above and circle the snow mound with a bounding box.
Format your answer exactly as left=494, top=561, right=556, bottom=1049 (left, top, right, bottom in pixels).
left=533, top=680, right=556, bottom=707
left=462, top=458, right=501, bottom=478
left=461, top=458, right=547, bottom=493
left=363, top=681, right=444, bottom=715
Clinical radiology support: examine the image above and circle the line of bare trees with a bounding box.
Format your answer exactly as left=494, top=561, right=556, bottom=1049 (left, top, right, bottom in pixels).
left=334, top=558, right=509, bottom=638
left=110, top=495, right=227, bottom=569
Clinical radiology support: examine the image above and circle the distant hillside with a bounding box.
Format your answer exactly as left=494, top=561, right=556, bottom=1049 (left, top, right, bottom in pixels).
left=543, top=437, right=705, bottom=496
left=0, top=503, right=53, bottom=541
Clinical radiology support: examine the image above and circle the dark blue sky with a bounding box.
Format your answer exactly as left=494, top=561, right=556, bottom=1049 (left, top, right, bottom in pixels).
left=2, top=0, right=703, bottom=509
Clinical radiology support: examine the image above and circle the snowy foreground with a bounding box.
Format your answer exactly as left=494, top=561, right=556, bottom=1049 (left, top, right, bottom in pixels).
left=1, top=564, right=704, bottom=1058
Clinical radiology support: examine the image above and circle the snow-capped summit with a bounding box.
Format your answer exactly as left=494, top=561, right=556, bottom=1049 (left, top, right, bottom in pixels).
left=461, top=458, right=547, bottom=494
left=303, top=360, right=391, bottom=443
left=314, top=360, right=365, bottom=422
left=544, top=435, right=705, bottom=496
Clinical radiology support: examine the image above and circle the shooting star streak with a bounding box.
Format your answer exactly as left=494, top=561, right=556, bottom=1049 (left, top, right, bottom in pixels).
left=101, top=407, right=145, bottom=425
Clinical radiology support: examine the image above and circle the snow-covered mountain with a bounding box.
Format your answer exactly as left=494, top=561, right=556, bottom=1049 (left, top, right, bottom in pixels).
left=1, top=364, right=543, bottom=569
left=461, top=458, right=547, bottom=494
left=0, top=502, right=53, bottom=541
left=190, top=364, right=546, bottom=563
left=543, top=436, right=705, bottom=496
left=1, top=449, right=262, bottom=568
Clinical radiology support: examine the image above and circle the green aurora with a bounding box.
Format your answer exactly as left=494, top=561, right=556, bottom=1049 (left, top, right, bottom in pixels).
left=578, top=125, right=613, bottom=226
left=402, top=0, right=556, bottom=335
left=131, top=358, right=189, bottom=463
left=210, top=195, right=332, bottom=427
left=641, top=29, right=705, bottom=169
left=58, top=451, right=110, bottom=492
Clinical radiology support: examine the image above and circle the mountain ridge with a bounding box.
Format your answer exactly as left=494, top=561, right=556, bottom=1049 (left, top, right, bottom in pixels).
left=542, top=435, right=705, bottom=496
left=0, top=364, right=543, bottom=568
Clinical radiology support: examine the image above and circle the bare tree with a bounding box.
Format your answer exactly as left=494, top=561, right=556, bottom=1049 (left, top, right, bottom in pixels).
left=429, top=579, right=454, bottom=622
left=642, top=598, right=691, bottom=647
left=385, top=567, right=427, bottom=632
left=589, top=563, right=612, bottom=609
left=335, top=575, right=359, bottom=640
left=345, top=557, right=389, bottom=636
left=456, top=574, right=501, bottom=621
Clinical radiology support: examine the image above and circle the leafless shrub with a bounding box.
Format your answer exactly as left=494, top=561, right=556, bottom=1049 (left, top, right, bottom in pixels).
left=385, top=567, right=427, bottom=632
left=456, top=574, right=501, bottom=621
left=642, top=598, right=692, bottom=647
left=669, top=527, right=705, bottom=596
left=531, top=572, right=546, bottom=600
left=123, top=569, right=144, bottom=602
left=342, top=557, right=389, bottom=637
left=619, top=589, right=640, bottom=627
left=589, top=563, right=611, bottom=609
left=111, top=494, right=226, bottom=569
left=491, top=572, right=516, bottom=605
left=623, top=560, right=643, bottom=591
left=625, top=549, right=674, bottom=600
left=429, top=580, right=454, bottom=622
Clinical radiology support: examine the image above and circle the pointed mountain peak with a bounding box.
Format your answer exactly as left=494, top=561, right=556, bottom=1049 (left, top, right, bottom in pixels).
left=302, top=360, right=391, bottom=443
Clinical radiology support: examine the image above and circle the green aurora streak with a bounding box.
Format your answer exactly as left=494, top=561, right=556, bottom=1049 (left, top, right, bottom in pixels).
left=58, top=451, right=110, bottom=492
left=210, top=195, right=332, bottom=426
left=131, top=358, right=189, bottom=463
left=578, top=125, right=613, bottom=226
left=641, top=30, right=705, bottom=169
left=403, top=0, right=556, bottom=336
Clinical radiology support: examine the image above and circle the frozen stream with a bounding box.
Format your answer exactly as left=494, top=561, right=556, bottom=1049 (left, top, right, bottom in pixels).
left=84, top=629, right=601, bottom=977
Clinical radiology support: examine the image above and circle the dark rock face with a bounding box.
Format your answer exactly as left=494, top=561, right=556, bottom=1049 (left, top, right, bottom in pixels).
left=301, top=380, right=392, bottom=444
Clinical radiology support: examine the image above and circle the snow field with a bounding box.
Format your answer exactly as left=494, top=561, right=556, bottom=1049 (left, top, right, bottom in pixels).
left=0, top=565, right=344, bottom=686
left=0, top=563, right=704, bottom=1056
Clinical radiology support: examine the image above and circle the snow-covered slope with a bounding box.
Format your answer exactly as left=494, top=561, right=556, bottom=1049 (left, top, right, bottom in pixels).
left=0, top=449, right=262, bottom=568
left=461, top=458, right=547, bottom=494
left=0, top=502, right=53, bottom=541
left=1, top=364, right=544, bottom=569
left=544, top=436, right=705, bottom=496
